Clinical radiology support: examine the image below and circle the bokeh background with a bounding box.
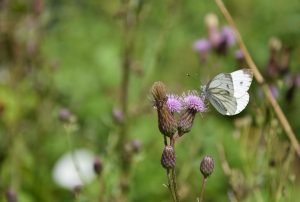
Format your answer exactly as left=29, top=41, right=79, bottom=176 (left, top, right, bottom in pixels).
left=1, top=0, right=300, bottom=201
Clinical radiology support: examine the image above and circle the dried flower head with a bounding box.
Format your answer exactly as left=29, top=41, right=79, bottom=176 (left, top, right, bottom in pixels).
left=166, top=94, right=183, bottom=113
left=161, top=145, right=176, bottom=169
left=182, top=91, right=206, bottom=112
left=200, top=155, right=214, bottom=178
left=151, top=82, right=177, bottom=137
left=151, top=81, right=167, bottom=107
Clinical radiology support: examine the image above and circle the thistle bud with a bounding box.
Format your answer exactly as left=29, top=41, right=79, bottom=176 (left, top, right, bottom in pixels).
left=161, top=145, right=176, bottom=169
left=151, top=82, right=177, bottom=137
left=178, top=91, right=206, bottom=136
left=93, top=157, right=103, bottom=175
left=58, top=108, right=72, bottom=123
left=200, top=156, right=214, bottom=178
left=5, top=188, right=17, bottom=202
left=178, top=109, right=197, bottom=135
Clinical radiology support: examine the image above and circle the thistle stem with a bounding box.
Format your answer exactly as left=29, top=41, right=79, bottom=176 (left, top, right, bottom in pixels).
left=167, top=169, right=177, bottom=202
left=171, top=168, right=180, bottom=201
left=199, top=177, right=207, bottom=202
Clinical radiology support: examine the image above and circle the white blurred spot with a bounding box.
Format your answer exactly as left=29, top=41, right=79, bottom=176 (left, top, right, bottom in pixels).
left=52, top=149, right=96, bottom=190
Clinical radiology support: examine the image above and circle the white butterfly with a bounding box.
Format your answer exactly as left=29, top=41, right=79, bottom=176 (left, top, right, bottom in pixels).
left=202, top=69, right=253, bottom=116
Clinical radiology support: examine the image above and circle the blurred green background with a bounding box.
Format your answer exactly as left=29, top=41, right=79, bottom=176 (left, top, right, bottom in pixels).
left=1, top=0, right=300, bottom=201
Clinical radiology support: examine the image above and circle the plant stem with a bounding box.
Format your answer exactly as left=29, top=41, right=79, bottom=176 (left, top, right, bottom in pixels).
left=117, top=1, right=137, bottom=200
left=167, top=169, right=177, bottom=202
left=214, top=0, right=300, bottom=157
left=199, top=177, right=207, bottom=202
left=171, top=168, right=180, bottom=202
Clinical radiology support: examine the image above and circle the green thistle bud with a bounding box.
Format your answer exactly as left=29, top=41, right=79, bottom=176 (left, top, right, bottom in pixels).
left=161, top=145, right=176, bottom=169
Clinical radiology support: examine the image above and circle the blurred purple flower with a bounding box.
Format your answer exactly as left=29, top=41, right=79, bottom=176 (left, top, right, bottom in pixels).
left=112, top=107, right=124, bottom=124
left=235, top=49, right=244, bottom=60
left=193, top=38, right=211, bottom=53
left=131, top=139, right=142, bottom=153
left=5, top=188, right=17, bottom=202
left=58, top=108, right=72, bottom=122
left=221, top=26, right=236, bottom=47
left=182, top=91, right=206, bottom=112
left=270, top=85, right=279, bottom=99
left=166, top=94, right=182, bottom=113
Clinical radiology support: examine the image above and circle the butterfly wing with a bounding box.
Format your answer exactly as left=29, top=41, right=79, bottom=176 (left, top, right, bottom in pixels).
left=206, top=73, right=234, bottom=96
left=208, top=93, right=237, bottom=115
left=206, top=69, right=253, bottom=116
left=230, top=69, right=253, bottom=98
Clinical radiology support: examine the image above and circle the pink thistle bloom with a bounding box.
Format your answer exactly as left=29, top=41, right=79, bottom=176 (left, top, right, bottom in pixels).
left=182, top=91, right=207, bottom=112
left=166, top=94, right=183, bottom=113
left=221, top=26, right=236, bottom=47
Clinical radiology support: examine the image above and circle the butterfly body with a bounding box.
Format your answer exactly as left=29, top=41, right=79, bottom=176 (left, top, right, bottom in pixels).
left=203, top=69, right=253, bottom=116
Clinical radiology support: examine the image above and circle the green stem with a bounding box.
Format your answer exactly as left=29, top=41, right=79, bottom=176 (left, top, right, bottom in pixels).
left=167, top=169, right=177, bottom=202
left=171, top=168, right=180, bottom=202
left=199, top=177, right=207, bottom=202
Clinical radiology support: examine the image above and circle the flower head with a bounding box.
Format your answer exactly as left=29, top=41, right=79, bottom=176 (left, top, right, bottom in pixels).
left=161, top=145, right=176, bottom=169
left=221, top=26, right=235, bottom=47
left=166, top=94, right=182, bottom=113
left=182, top=91, right=206, bottom=112
left=235, top=49, right=244, bottom=60
left=193, top=39, right=211, bottom=53
left=200, top=155, right=214, bottom=178
left=151, top=82, right=177, bottom=137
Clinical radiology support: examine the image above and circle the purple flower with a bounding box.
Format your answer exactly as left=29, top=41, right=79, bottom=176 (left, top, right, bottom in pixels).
left=193, top=39, right=211, bottom=53
left=182, top=91, right=206, bottom=112
left=235, top=49, right=244, bottom=60
left=166, top=94, right=182, bottom=113
left=221, top=26, right=235, bottom=47
left=270, top=84, right=279, bottom=99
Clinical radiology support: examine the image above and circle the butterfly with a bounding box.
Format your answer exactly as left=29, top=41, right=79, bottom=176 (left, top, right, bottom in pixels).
left=202, top=69, right=253, bottom=116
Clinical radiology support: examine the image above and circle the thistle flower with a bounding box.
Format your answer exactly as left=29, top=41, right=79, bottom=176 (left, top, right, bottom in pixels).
left=193, top=39, right=211, bottom=53
left=221, top=26, right=236, bottom=47
left=166, top=94, right=183, bottom=113
left=151, top=82, right=177, bottom=137
left=235, top=49, right=244, bottom=60
left=193, top=39, right=211, bottom=62
left=205, top=13, right=221, bottom=48
left=182, top=91, right=206, bottom=112
left=200, top=155, right=214, bottom=178
left=161, top=145, right=176, bottom=169
left=178, top=91, right=206, bottom=135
